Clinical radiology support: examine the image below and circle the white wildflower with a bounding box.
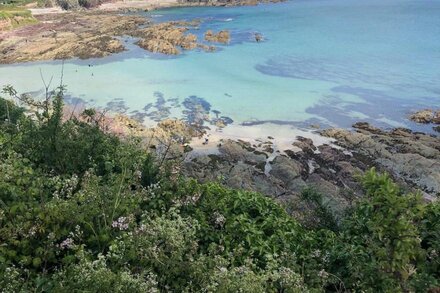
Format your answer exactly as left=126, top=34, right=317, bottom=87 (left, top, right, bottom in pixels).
left=112, top=216, right=130, bottom=230
left=59, top=237, right=75, bottom=250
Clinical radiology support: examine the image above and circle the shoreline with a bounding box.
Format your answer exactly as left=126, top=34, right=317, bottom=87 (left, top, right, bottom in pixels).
left=1, top=0, right=287, bottom=64
left=28, top=0, right=285, bottom=15
left=188, top=122, right=337, bottom=155
left=1, top=0, right=439, bottom=201
left=89, top=102, right=438, bottom=201
left=182, top=119, right=440, bottom=202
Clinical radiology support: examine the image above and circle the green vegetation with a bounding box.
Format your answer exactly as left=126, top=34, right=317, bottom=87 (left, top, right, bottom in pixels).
left=0, top=86, right=439, bottom=292
left=44, top=0, right=102, bottom=10
left=0, top=6, right=37, bottom=29
left=0, top=0, right=101, bottom=14
left=0, top=6, right=31, bottom=19
left=0, top=0, right=35, bottom=7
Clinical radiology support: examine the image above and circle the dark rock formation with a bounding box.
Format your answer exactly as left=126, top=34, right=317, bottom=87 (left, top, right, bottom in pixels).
left=135, top=22, right=200, bottom=55
left=321, top=123, right=440, bottom=197
left=184, top=123, right=439, bottom=223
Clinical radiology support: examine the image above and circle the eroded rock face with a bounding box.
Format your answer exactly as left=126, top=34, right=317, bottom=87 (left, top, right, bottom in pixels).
left=204, top=30, right=230, bottom=44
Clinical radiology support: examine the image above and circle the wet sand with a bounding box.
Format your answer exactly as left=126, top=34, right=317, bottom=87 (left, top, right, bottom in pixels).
left=189, top=123, right=337, bottom=155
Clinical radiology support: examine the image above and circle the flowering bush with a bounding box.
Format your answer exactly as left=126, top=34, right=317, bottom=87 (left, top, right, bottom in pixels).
left=0, top=92, right=439, bottom=292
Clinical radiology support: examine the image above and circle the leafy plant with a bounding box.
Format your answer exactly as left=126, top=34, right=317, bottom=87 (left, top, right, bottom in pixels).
left=0, top=88, right=439, bottom=292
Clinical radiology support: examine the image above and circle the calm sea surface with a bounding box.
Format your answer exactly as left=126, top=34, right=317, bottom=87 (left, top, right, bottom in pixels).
left=1, top=0, right=439, bottom=132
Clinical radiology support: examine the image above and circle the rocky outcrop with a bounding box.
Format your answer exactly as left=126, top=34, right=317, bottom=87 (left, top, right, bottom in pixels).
left=410, top=109, right=440, bottom=124
left=321, top=122, right=440, bottom=197
left=0, top=19, right=13, bottom=32
left=0, top=12, right=219, bottom=63
left=410, top=109, right=440, bottom=133
left=134, top=22, right=200, bottom=55
left=137, top=38, right=180, bottom=55
left=0, top=12, right=146, bottom=64
left=184, top=137, right=369, bottom=220
left=184, top=122, right=439, bottom=224
left=204, top=30, right=230, bottom=44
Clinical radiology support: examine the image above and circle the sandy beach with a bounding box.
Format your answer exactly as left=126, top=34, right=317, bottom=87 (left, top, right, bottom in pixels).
left=95, top=0, right=179, bottom=11
left=189, top=123, right=337, bottom=155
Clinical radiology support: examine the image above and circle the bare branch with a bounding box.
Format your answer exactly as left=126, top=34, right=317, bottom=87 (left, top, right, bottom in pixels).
left=60, top=60, right=65, bottom=88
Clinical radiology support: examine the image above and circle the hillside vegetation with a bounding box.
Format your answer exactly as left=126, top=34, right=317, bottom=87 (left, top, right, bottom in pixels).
left=0, top=86, right=439, bottom=292
left=0, top=6, right=36, bottom=30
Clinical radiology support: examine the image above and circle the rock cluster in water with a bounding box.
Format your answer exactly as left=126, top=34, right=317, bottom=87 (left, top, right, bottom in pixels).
left=0, top=12, right=220, bottom=63
left=204, top=30, right=230, bottom=44
left=0, top=0, right=290, bottom=63
left=410, top=109, right=440, bottom=132
left=135, top=22, right=228, bottom=55
left=134, top=21, right=201, bottom=55
left=100, top=93, right=233, bottom=131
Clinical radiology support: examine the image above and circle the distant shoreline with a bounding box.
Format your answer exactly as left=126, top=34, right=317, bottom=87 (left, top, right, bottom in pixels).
left=1, top=0, right=280, bottom=64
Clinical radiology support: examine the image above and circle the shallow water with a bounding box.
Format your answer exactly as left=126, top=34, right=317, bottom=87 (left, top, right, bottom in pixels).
left=1, top=0, right=439, bottom=133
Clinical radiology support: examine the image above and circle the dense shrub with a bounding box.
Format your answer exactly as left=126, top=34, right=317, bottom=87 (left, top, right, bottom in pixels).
left=0, top=89, right=439, bottom=292
left=326, top=169, right=438, bottom=292
left=56, top=0, right=78, bottom=10
left=54, top=0, right=101, bottom=9
left=78, top=0, right=101, bottom=8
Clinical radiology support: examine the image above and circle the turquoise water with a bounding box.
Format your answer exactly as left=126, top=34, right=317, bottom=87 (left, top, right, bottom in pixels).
left=1, top=0, right=439, bottom=131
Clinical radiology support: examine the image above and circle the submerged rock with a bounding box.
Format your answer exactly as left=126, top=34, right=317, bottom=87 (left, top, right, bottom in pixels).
left=198, top=44, right=217, bottom=52
left=204, top=30, right=230, bottom=44
left=254, top=33, right=263, bottom=42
